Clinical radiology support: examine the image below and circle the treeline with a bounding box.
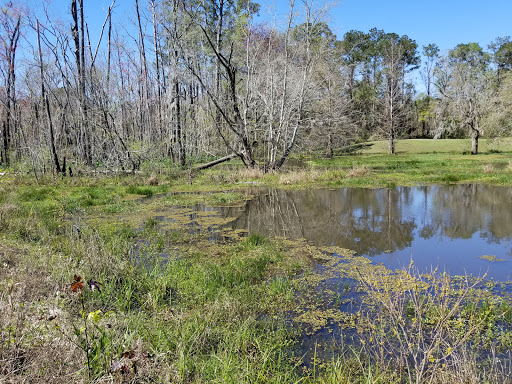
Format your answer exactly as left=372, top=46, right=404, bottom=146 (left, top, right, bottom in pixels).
left=1, top=0, right=512, bottom=173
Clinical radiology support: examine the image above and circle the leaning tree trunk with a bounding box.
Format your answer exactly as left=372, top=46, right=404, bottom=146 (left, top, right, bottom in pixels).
left=189, top=21, right=258, bottom=169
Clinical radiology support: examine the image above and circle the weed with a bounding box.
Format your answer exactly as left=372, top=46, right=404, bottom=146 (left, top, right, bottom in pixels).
left=440, top=173, right=460, bottom=183
left=238, top=167, right=267, bottom=180
left=347, top=165, right=370, bottom=178
left=143, top=217, right=159, bottom=229
left=126, top=185, right=154, bottom=196
left=483, top=164, right=495, bottom=174
left=279, top=170, right=320, bottom=185
left=247, top=233, right=268, bottom=247
left=146, top=173, right=159, bottom=186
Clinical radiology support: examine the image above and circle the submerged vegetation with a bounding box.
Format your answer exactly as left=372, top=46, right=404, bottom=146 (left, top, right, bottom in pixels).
left=2, top=146, right=512, bottom=382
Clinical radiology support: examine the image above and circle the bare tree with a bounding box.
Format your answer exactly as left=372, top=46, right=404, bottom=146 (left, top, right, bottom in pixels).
left=379, top=33, right=419, bottom=154
left=0, top=2, right=22, bottom=164
left=435, top=43, right=491, bottom=154
left=37, top=20, right=61, bottom=174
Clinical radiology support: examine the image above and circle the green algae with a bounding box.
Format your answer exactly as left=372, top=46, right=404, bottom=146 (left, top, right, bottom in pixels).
left=86, top=190, right=251, bottom=238
left=480, top=255, right=506, bottom=262
left=160, top=191, right=250, bottom=207
left=295, top=309, right=352, bottom=332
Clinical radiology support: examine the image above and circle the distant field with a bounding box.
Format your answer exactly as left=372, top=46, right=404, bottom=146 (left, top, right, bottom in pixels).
left=357, top=138, right=512, bottom=154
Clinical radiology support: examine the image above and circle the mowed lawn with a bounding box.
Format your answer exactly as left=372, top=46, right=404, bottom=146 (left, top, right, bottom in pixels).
left=358, top=138, right=512, bottom=154
left=305, top=138, right=512, bottom=187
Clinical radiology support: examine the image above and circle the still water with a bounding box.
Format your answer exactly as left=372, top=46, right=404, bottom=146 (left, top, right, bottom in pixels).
left=219, top=184, right=512, bottom=281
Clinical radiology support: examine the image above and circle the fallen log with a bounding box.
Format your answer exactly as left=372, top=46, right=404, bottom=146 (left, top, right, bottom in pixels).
left=193, top=153, right=238, bottom=170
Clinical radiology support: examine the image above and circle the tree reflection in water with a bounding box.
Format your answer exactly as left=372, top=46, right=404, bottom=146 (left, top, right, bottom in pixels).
left=222, top=185, right=512, bottom=280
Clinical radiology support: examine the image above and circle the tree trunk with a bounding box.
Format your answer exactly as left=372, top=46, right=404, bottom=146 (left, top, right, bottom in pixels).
left=151, top=0, right=163, bottom=140
left=37, top=20, right=61, bottom=174
left=2, top=120, right=8, bottom=164
left=78, top=0, right=92, bottom=165
left=135, top=0, right=149, bottom=141
left=193, top=153, right=237, bottom=170
left=175, top=78, right=185, bottom=167
left=71, top=0, right=91, bottom=165
left=388, top=135, right=395, bottom=155
left=2, top=16, right=20, bottom=165
left=327, top=133, right=333, bottom=158
left=471, top=129, right=479, bottom=155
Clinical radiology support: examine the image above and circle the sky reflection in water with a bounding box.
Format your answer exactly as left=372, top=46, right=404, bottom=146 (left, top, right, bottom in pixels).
left=221, top=185, right=512, bottom=281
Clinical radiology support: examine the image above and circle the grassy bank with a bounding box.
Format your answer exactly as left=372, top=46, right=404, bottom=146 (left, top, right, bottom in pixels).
left=0, top=190, right=303, bottom=382
left=193, top=139, right=512, bottom=188
left=2, top=142, right=512, bottom=382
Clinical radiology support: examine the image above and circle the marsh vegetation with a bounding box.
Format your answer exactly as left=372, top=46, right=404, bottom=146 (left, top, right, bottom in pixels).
left=2, top=146, right=512, bottom=383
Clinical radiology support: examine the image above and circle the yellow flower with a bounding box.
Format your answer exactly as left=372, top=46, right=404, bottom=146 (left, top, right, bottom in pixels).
left=87, top=309, right=102, bottom=323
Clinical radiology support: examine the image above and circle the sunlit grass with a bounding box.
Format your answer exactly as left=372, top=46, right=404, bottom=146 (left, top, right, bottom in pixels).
left=3, top=145, right=512, bottom=382
left=308, top=151, right=512, bottom=187
left=357, top=138, right=512, bottom=154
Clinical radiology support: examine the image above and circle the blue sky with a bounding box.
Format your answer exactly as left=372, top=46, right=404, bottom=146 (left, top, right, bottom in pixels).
left=260, top=0, right=512, bottom=54
left=332, top=0, right=512, bottom=54
left=34, top=0, right=511, bottom=54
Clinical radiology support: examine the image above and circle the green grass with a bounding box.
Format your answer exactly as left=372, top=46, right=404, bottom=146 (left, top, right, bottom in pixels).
left=125, top=184, right=169, bottom=196
left=181, top=139, right=512, bottom=189
left=0, top=177, right=309, bottom=382
left=308, top=152, right=512, bottom=187
left=356, top=138, right=512, bottom=154
left=3, top=146, right=512, bottom=382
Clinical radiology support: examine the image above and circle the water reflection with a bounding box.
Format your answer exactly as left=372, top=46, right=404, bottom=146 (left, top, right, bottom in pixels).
left=221, top=185, right=512, bottom=280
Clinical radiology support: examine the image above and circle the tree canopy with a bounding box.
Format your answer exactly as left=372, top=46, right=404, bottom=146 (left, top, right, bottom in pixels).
left=0, top=0, right=511, bottom=171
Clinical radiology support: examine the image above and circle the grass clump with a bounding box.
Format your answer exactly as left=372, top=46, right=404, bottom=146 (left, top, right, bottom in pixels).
left=346, top=165, right=370, bottom=178
left=483, top=164, right=495, bottom=174
left=126, top=185, right=156, bottom=196
left=246, top=233, right=269, bottom=247
left=0, top=181, right=307, bottom=383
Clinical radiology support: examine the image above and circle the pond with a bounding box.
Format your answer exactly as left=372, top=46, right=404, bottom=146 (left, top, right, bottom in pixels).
left=217, top=184, right=512, bottom=281
left=133, top=184, right=512, bottom=364
left=144, top=184, right=512, bottom=280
